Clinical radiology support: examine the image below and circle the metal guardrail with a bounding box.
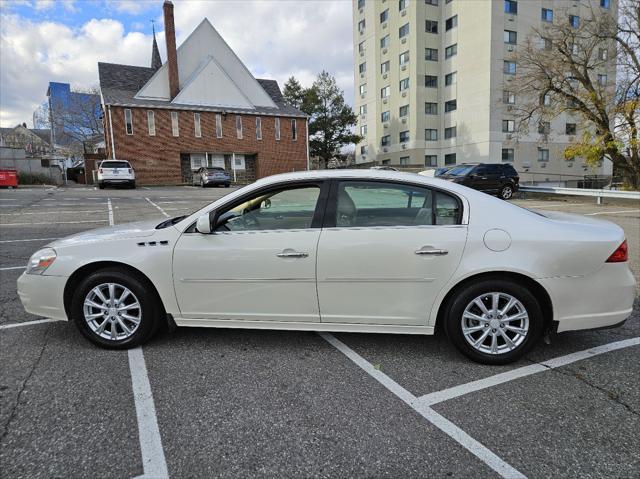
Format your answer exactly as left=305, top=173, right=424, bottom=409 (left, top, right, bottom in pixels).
left=519, top=186, right=640, bottom=203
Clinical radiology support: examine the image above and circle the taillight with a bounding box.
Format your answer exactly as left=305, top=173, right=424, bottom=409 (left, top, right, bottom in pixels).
left=606, top=240, right=628, bottom=263
left=99, top=168, right=103, bottom=173
left=128, top=168, right=132, bottom=173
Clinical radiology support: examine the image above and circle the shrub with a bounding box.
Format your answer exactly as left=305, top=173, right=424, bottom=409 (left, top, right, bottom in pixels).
left=17, top=171, right=53, bottom=185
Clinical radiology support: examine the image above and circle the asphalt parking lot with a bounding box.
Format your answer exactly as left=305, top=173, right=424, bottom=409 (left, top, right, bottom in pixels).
left=0, top=184, right=638, bottom=478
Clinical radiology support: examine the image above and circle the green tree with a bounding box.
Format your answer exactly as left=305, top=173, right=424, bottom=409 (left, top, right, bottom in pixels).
left=282, top=76, right=305, bottom=110
left=303, top=71, right=360, bottom=169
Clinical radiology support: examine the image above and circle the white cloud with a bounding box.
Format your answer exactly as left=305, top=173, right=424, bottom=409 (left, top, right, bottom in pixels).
left=107, top=0, right=156, bottom=14
left=0, top=0, right=355, bottom=127
left=34, top=0, right=54, bottom=10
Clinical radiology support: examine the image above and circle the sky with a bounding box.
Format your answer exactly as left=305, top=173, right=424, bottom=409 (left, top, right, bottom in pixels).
left=0, top=0, right=354, bottom=127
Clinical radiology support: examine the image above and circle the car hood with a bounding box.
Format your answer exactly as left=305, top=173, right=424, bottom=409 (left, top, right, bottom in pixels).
left=48, top=219, right=161, bottom=248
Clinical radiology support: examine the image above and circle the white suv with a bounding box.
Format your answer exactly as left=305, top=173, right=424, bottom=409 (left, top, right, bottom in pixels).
left=97, top=160, right=136, bottom=189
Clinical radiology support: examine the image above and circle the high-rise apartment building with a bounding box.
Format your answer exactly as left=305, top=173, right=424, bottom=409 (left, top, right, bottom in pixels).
left=353, top=0, right=615, bottom=185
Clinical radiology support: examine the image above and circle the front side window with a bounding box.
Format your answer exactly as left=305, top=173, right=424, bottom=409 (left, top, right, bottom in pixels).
left=219, top=186, right=321, bottom=232
left=215, top=114, right=223, bottom=138
left=194, top=113, right=202, bottom=138
left=124, top=109, right=133, bottom=135
left=147, top=110, right=155, bottom=136
left=171, top=111, right=179, bottom=137
left=335, top=181, right=461, bottom=227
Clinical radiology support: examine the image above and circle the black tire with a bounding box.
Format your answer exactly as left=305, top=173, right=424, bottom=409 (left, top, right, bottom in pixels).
left=225, top=184, right=230, bottom=188
left=499, top=184, right=514, bottom=200
left=130, top=181, right=136, bottom=189
left=444, top=279, right=543, bottom=365
left=98, top=183, right=105, bottom=190
left=71, top=268, right=161, bottom=349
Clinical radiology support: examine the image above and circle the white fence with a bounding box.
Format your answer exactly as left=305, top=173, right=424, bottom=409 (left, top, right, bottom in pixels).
left=519, top=185, right=640, bottom=203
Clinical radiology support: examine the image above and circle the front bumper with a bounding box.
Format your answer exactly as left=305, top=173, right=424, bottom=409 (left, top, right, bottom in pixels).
left=17, top=272, right=68, bottom=321
left=539, top=263, right=636, bottom=333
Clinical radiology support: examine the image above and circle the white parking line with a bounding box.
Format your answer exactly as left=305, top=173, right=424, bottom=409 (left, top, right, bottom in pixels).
left=1, top=210, right=106, bottom=216
left=128, top=347, right=169, bottom=478
left=0, top=266, right=26, bottom=271
left=319, top=332, right=526, bottom=479
left=145, top=198, right=170, bottom=218
left=0, top=318, right=62, bottom=329
left=586, top=209, right=640, bottom=216
left=0, top=237, right=59, bottom=243
left=0, top=220, right=106, bottom=226
left=416, top=337, right=640, bottom=407
left=107, top=198, right=114, bottom=225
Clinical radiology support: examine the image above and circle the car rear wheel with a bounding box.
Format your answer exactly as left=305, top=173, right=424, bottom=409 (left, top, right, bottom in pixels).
left=444, top=279, right=543, bottom=365
left=499, top=184, right=514, bottom=200
left=71, top=269, right=160, bottom=349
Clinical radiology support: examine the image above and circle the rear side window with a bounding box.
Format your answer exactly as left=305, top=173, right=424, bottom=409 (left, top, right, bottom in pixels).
left=101, top=161, right=130, bottom=169
left=335, top=181, right=461, bottom=227
left=501, top=164, right=517, bottom=175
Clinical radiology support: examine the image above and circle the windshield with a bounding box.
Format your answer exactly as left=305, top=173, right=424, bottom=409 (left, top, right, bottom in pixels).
left=445, top=165, right=475, bottom=177
left=101, top=161, right=130, bottom=169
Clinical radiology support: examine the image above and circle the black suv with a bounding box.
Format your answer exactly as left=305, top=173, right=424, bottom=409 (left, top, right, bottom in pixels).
left=439, top=163, right=519, bottom=200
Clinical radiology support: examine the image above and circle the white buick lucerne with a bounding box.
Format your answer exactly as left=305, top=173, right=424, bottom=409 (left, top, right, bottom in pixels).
left=18, top=170, right=635, bottom=364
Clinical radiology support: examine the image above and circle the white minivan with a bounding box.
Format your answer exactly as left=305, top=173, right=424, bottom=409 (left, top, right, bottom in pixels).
left=97, top=160, right=136, bottom=189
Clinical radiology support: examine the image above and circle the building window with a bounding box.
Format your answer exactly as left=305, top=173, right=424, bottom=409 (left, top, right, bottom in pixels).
left=194, top=113, right=202, bottom=138
left=381, top=61, right=391, bottom=74
left=445, top=44, right=457, bottom=59
left=504, top=0, right=517, bottom=14
left=425, top=75, right=438, bottom=88
left=566, top=123, right=576, bottom=135
left=171, top=111, right=179, bottom=137
left=425, top=129, right=438, bottom=141
left=358, top=0, right=365, bottom=8
left=425, top=155, right=437, bottom=167
left=598, top=74, right=607, bottom=86
left=215, top=114, right=223, bottom=138
left=445, top=72, right=457, bottom=86
left=504, top=30, right=517, bottom=44
left=444, top=99, right=457, bottom=112
left=570, top=43, right=579, bottom=55
left=361, top=145, right=368, bottom=155
left=538, top=149, right=549, bottom=162
left=381, top=110, right=390, bottom=122
left=502, top=148, right=514, bottom=162
left=275, top=117, right=281, bottom=140
left=541, top=38, right=552, bottom=51
left=382, top=159, right=391, bottom=165
left=445, top=15, right=458, bottom=31
left=538, top=121, right=550, bottom=134
left=381, top=86, right=391, bottom=98
left=256, top=117, right=262, bottom=140
left=503, top=91, right=516, bottom=104
left=599, top=48, right=608, bottom=60
left=399, top=130, right=410, bottom=143
left=399, top=105, right=409, bottom=117
left=399, top=51, right=410, bottom=65
left=360, top=125, right=367, bottom=136
left=444, top=126, right=457, bottom=139
left=358, top=19, right=366, bottom=33
left=425, top=48, right=438, bottom=61
left=426, top=20, right=438, bottom=33
left=504, top=60, right=516, bottom=75
left=360, top=105, right=367, bottom=116
left=569, top=15, right=579, bottom=28
left=236, top=115, right=243, bottom=139
left=124, top=109, right=133, bottom=135
left=399, top=23, right=409, bottom=38
left=399, top=0, right=408, bottom=10
left=358, top=41, right=365, bottom=54
left=600, top=0, right=609, bottom=8
left=502, top=119, right=515, bottom=132
left=425, top=0, right=438, bottom=5
left=359, top=62, right=367, bottom=74
left=146, top=110, right=155, bottom=136
left=381, top=135, right=390, bottom=147
left=381, top=35, right=390, bottom=49
left=425, top=102, right=438, bottom=114
left=444, top=153, right=456, bottom=165
left=540, top=93, right=551, bottom=106
left=399, top=156, right=409, bottom=166
left=541, top=8, right=553, bottom=22
left=399, top=78, right=410, bottom=91
left=380, top=8, right=389, bottom=23
left=359, top=84, right=367, bottom=95
left=292, top=119, right=298, bottom=141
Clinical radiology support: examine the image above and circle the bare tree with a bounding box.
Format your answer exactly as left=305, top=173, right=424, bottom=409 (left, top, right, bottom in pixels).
left=511, top=0, right=639, bottom=189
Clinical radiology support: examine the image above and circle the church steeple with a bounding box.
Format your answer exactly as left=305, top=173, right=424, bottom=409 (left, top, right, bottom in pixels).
left=151, top=22, right=162, bottom=70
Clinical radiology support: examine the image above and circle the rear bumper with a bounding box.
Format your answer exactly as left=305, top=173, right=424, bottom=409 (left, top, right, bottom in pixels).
left=203, top=178, right=230, bottom=185
left=539, top=263, right=636, bottom=333
left=17, top=272, right=68, bottom=321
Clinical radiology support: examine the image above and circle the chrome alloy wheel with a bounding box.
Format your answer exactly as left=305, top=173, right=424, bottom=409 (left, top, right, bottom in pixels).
left=83, top=283, right=141, bottom=341
left=461, top=292, right=529, bottom=355
left=501, top=186, right=513, bottom=199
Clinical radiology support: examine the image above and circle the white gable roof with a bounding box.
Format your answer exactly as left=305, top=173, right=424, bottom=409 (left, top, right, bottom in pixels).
left=135, top=19, right=276, bottom=109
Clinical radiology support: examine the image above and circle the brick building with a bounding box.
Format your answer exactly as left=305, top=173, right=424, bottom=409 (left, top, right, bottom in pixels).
left=98, top=1, right=308, bottom=185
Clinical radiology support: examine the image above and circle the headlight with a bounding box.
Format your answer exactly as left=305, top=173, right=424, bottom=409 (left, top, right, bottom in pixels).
left=26, top=248, right=57, bottom=275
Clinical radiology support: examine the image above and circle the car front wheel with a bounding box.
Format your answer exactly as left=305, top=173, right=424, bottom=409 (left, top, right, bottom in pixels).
left=499, top=184, right=514, bottom=200
left=71, top=269, right=160, bottom=349
left=444, top=279, right=543, bottom=365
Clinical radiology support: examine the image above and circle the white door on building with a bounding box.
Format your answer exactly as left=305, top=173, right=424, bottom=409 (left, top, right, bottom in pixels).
left=190, top=153, right=206, bottom=170
left=208, top=154, right=225, bottom=168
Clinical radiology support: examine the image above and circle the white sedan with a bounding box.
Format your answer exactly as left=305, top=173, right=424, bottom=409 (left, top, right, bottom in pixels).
left=18, top=170, right=635, bottom=364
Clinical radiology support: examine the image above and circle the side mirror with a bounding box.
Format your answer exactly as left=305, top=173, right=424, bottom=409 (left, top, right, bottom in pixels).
left=196, top=214, right=212, bottom=234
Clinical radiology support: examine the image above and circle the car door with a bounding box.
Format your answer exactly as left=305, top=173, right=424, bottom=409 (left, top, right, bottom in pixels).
left=173, top=181, right=328, bottom=322
left=316, top=180, right=467, bottom=326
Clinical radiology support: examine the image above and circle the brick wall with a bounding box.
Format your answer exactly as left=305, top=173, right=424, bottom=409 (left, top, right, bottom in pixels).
left=104, top=106, right=307, bottom=184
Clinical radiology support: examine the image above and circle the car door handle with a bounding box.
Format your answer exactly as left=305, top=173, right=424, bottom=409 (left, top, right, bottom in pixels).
left=415, top=247, right=449, bottom=256
left=277, top=249, right=309, bottom=258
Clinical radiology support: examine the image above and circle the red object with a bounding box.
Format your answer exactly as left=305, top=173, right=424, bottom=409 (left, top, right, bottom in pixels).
left=0, top=168, right=18, bottom=188
left=606, top=240, right=628, bottom=263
